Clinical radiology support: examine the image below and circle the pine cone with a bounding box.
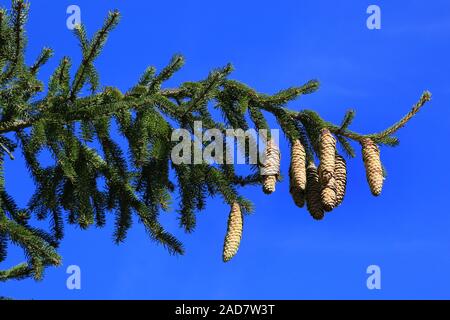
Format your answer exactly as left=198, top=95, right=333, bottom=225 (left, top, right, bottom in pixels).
left=306, top=161, right=324, bottom=220
left=361, top=138, right=384, bottom=196
left=321, top=177, right=337, bottom=212
left=263, top=175, right=277, bottom=194
left=261, top=139, right=280, bottom=194
left=290, top=139, right=307, bottom=191
left=289, top=139, right=307, bottom=207
left=334, top=154, right=347, bottom=206
left=318, top=128, right=336, bottom=184
left=290, top=185, right=305, bottom=208
left=223, top=202, right=243, bottom=262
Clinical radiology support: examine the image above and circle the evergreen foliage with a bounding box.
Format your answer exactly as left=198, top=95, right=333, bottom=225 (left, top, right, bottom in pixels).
left=0, top=1, right=431, bottom=281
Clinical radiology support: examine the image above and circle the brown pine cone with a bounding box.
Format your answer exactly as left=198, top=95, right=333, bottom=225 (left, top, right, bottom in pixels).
left=263, top=175, right=277, bottom=194
left=334, top=154, right=347, bottom=206
left=223, top=202, right=243, bottom=262
left=289, top=139, right=307, bottom=207
left=318, top=128, right=336, bottom=184
left=306, top=161, right=324, bottom=220
left=321, top=177, right=337, bottom=212
left=290, top=139, right=307, bottom=191
left=361, top=138, right=384, bottom=196
left=290, top=184, right=305, bottom=208
left=260, top=139, right=280, bottom=194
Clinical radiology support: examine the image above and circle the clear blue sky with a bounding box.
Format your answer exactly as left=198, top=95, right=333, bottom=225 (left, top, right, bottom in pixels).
left=2, top=0, right=450, bottom=299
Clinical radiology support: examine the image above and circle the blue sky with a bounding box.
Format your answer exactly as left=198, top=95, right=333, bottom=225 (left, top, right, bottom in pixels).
left=1, top=0, right=450, bottom=299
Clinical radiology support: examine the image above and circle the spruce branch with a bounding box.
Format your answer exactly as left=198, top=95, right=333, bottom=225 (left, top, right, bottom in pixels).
left=29, top=47, right=53, bottom=75
left=0, top=262, right=33, bottom=282
left=147, top=54, right=185, bottom=94
left=292, top=91, right=431, bottom=146
left=0, top=0, right=27, bottom=82
left=181, top=63, right=233, bottom=117
left=374, top=91, right=431, bottom=138
left=0, top=2, right=433, bottom=279
left=337, top=109, right=355, bottom=133
left=70, top=10, right=120, bottom=100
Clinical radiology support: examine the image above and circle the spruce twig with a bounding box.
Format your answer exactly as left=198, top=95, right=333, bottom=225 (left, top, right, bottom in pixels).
left=0, top=143, right=14, bottom=160
left=291, top=91, right=431, bottom=145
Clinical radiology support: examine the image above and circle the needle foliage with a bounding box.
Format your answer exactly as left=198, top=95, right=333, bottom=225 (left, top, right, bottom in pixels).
left=0, top=1, right=430, bottom=281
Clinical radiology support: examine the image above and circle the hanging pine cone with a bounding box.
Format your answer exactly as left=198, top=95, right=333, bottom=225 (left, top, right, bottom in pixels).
left=361, top=138, right=384, bottom=196
left=334, top=154, right=347, bottom=206
left=289, top=139, right=307, bottom=207
left=263, top=175, right=277, bottom=194
left=306, top=161, right=324, bottom=220
left=318, top=128, right=336, bottom=184
left=318, top=128, right=337, bottom=212
left=321, top=177, right=337, bottom=212
left=261, top=139, right=280, bottom=194
left=290, top=184, right=305, bottom=208
left=223, top=202, right=243, bottom=262
left=290, top=139, right=307, bottom=190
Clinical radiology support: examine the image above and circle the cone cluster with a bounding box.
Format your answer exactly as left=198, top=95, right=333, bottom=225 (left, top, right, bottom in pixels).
left=289, top=139, right=307, bottom=208
left=223, top=131, right=386, bottom=262
left=261, top=139, right=280, bottom=194
left=222, top=202, right=243, bottom=262
left=361, top=138, right=384, bottom=196
left=259, top=129, right=384, bottom=223
left=306, top=129, right=349, bottom=217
